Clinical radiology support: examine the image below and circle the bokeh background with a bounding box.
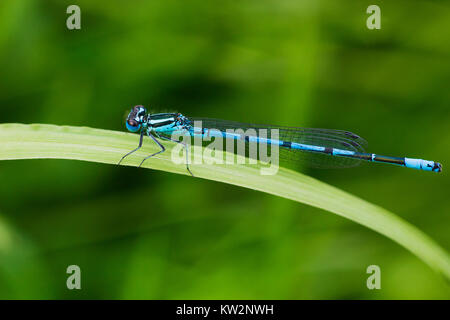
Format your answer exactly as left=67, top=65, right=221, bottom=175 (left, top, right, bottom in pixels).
left=0, top=0, right=449, bottom=299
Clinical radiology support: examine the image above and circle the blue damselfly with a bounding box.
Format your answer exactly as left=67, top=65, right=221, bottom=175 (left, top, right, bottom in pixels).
left=118, top=105, right=442, bottom=176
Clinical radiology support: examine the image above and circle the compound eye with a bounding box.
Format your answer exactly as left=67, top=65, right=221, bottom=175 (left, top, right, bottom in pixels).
left=126, top=119, right=141, bottom=132
left=133, top=105, right=147, bottom=115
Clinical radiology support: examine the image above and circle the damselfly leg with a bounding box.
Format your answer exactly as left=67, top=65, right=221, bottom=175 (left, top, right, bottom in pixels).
left=118, top=129, right=145, bottom=165
left=138, top=132, right=166, bottom=168
left=159, top=134, right=194, bottom=177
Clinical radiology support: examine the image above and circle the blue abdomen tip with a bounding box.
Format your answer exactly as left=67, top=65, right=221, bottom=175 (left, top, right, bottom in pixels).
left=405, top=158, right=442, bottom=172
left=435, top=162, right=442, bottom=173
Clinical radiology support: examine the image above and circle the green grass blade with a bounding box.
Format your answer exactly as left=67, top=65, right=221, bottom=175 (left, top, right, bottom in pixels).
left=1, top=123, right=449, bottom=280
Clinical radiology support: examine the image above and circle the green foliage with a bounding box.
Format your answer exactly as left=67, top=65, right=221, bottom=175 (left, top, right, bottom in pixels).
left=1, top=123, right=449, bottom=283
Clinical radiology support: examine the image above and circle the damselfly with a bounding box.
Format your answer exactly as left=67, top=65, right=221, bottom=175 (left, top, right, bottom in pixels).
left=118, top=105, right=442, bottom=176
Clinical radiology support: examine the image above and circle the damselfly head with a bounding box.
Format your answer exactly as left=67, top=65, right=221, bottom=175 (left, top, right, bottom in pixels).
left=125, top=105, right=147, bottom=132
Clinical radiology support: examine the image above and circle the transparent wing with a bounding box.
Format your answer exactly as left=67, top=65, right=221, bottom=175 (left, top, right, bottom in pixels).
left=188, top=117, right=368, bottom=169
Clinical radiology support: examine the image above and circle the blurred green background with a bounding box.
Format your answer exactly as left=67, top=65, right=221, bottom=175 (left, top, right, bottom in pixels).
left=0, top=0, right=449, bottom=299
